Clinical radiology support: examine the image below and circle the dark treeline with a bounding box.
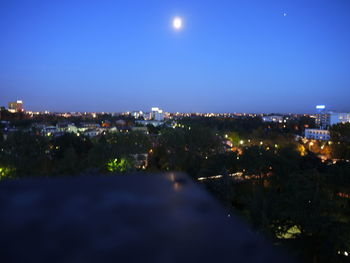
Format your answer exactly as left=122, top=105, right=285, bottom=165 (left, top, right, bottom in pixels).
left=180, top=115, right=315, bottom=136
left=0, top=131, right=151, bottom=177
left=204, top=149, right=350, bottom=263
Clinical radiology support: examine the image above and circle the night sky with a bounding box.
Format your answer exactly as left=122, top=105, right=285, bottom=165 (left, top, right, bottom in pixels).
left=1, top=0, right=350, bottom=113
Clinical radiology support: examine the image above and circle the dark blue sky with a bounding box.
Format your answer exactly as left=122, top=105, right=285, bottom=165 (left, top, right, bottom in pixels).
left=1, top=0, right=350, bottom=113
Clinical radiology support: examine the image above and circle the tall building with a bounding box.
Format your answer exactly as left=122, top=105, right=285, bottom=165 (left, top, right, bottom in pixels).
left=315, top=105, right=350, bottom=129
left=8, top=100, right=24, bottom=113
left=150, top=107, right=164, bottom=121
left=132, top=111, right=144, bottom=119
left=315, top=105, right=329, bottom=129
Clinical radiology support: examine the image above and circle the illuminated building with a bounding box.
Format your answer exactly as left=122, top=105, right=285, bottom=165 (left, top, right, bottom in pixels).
left=132, top=111, right=144, bottom=119
left=150, top=107, right=164, bottom=121
left=262, top=115, right=283, bottom=123
left=136, top=120, right=164, bottom=127
left=329, top=112, right=350, bottom=126
left=315, top=105, right=329, bottom=129
left=315, top=105, right=350, bottom=128
left=8, top=100, right=24, bottom=113
left=304, top=129, right=330, bottom=141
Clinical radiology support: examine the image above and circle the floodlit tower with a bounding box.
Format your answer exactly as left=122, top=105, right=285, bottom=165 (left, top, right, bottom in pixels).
left=315, top=105, right=329, bottom=129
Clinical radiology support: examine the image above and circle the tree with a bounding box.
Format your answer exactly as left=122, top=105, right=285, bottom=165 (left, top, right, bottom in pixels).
left=106, top=158, right=133, bottom=173
left=227, top=131, right=240, bottom=146
left=330, top=123, right=350, bottom=143
left=55, top=147, right=79, bottom=175
left=0, top=131, right=50, bottom=177
left=330, top=123, right=350, bottom=160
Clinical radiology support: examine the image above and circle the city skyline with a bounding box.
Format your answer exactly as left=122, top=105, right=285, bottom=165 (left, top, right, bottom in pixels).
left=1, top=0, right=350, bottom=113
left=1, top=99, right=348, bottom=115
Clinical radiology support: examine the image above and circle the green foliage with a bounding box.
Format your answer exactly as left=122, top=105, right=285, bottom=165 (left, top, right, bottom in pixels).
left=203, top=145, right=350, bottom=263
left=147, top=124, right=161, bottom=135
left=0, top=131, right=51, bottom=177
left=148, top=125, right=222, bottom=176
left=52, top=133, right=93, bottom=159
left=104, top=131, right=151, bottom=156
left=107, top=158, right=132, bottom=173
left=56, top=148, right=79, bottom=175
left=226, top=131, right=240, bottom=146
left=0, top=166, right=15, bottom=179
left=0, top=129, right=153, bottom=176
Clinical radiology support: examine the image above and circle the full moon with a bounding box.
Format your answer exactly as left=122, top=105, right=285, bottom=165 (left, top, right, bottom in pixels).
left=173, top=17, right=183, bottom=30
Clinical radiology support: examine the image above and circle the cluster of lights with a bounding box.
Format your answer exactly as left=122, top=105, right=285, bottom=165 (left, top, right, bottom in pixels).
left=197, top=172, right=244, bottom=181
left=197, top=171, right=274, bottom=182
left=172, top=123, right=186, bottom=129
left=337, top=251, right=348, bottom=257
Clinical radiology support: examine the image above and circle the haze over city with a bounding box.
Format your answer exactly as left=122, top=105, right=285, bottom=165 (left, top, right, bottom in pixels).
left=1, top=0, right=350, bottom=113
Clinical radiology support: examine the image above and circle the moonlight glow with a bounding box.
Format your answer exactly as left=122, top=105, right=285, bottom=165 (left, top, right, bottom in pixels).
left=173, top=17, right=183, bottom=30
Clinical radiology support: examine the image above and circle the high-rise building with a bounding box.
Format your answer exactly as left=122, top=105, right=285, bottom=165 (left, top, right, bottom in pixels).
left=315, top=105, right=329, bottom=129
left=150, top=107, right=164, bottom=121
left=315, top=105, right=350, bottom=129
left=132, top=111, right=144, bottom=119
left=8, top=100, right=24, bottom=113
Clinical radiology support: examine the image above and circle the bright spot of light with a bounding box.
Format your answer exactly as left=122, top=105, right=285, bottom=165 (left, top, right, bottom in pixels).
left=173, top=17, right=183, bottom=30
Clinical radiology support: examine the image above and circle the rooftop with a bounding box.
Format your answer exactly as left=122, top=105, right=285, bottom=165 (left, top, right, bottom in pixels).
left=0, top=173, right=293, bottom=262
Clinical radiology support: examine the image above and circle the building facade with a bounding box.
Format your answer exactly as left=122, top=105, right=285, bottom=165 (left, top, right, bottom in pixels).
left=329, top=112, right=350, bottom=126
left=315, top=105, right=350, bottom=128
left=305, top=129, right=330, bottom=141
left=315, top=105, right=329, bottom=129
left=150, top=107, right=164, bottom=121
left=262, top=115, right=283, bottom=123
left=8, top=100, right=24, bottom=113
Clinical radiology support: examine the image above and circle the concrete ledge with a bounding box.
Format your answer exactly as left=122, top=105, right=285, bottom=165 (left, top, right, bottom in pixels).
left=0, top=173, right=293, bottom=263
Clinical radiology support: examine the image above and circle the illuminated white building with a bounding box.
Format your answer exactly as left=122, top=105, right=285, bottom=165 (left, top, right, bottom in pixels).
left=315, top=105, right=328, bottom=129
left=262, top=115, right=283, bottom=123
left=150, top=107, right=164, bottom=121
left=132, top=111, right=144, bottom=119
left=305, top=129, right=330, bottom=141
left=315, top=105, right=350, bottom=128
